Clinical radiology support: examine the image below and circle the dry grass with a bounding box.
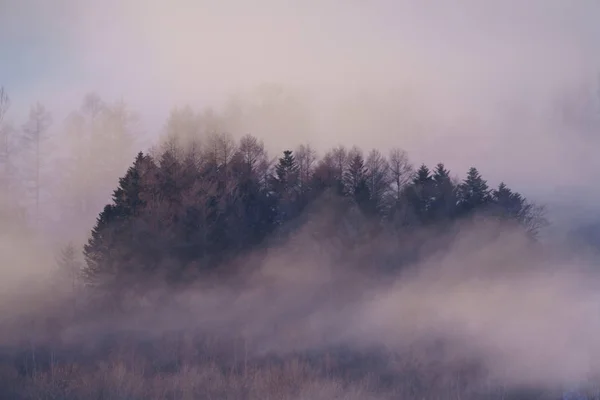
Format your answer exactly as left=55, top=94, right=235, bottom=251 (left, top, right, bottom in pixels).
left=0, top=338, right=565, bottom=400
left=1, top=356, right=386, bottom=399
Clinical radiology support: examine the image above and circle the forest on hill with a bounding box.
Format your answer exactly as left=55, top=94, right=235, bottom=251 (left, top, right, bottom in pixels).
left=82, top=126, right=547, bottom=298
left=0, top=86, right=594, bottom=400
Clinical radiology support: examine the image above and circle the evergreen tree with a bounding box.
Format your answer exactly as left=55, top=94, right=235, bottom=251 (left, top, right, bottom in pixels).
left=343, top=149, right=374, bottom=214
left=492, top=182, right=548, bottom=237
left=271, top=150, right=300, bottom=223
left=430, top=163, right=457, bottom=220
left=492, top=182, right=521, bottom=219
left=457, top=167, right=491, bottom=215
left=406, top=164, right=434, bottom=223
left=82, top=152, right=158, bottom=293
left=273, top=150, right=300, bottom=190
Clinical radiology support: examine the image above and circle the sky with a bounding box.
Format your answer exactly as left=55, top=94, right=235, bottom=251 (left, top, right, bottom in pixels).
left=3, top=0, right=600, bottom=225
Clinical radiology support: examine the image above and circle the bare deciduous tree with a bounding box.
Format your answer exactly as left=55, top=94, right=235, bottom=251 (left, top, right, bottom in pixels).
left=238, top=134, right=266, bottom=174
left=295, top=143, right=317, bottom=189
left=205, top=132, right=237, bottom=169
left=365, top=148, right=391, bottom=211
left=22, top=102, right=52, bottom=224
left=388, top=148, right=413, bottom=201
left=330, top=145, right=348, bottom=179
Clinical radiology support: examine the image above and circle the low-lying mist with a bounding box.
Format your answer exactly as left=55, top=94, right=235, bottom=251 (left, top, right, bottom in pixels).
left=3, top=198, right=600, bottom=398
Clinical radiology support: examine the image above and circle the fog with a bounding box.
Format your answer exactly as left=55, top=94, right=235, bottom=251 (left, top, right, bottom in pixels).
left=3, top=0, right=600, bottom=398
left=3, top=1, right=600, bottom=200
left=5, top=212, right=600, bottom=393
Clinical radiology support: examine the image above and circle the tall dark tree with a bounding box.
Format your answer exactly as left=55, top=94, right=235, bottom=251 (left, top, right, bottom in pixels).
left=406, top=164, right=434, bottom=223
left=343, top=148, right=374, bottom=214
left=82, top=152, right=159, bottom=294
left=457, top=167, right=491, bottom=215
left=271, top=150, right=301, bottom=224
left=430, top=163, right=457, bottom=220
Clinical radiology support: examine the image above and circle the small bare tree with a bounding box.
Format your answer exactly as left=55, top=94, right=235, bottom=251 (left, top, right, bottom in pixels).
left=365, top=148, right=391, bottom=211
left=56, top=242, right=83, bottom=312
left=388, top=147, right=413, bottom=201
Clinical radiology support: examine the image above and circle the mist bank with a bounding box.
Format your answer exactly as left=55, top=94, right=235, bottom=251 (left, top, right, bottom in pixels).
left=2, top=212, right=600, bottom=397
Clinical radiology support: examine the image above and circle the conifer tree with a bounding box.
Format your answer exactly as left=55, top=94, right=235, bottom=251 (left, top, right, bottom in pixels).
left=271, top=150, right=300, bottom=224
left=343, top=149, right=366, bottom=194
left=458, top=167, right=491, bottom=215
left=406, top=164, right=434, bottom=223
left=343, top=148, right=374, bottom=214
left=430, top=163, right=457, bottom=220
left=82, top=152, right=158, bottom=291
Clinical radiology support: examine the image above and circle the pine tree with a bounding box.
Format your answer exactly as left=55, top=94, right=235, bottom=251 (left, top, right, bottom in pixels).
left=492, top=182, right=520, bottom=218
left=82, top=152, right=158, bottom=292
left=273, top=150, right=300, bottom=190
left=342, top=149, right=367, bottom=195
left=430, top=163, right=457, bottom=220
left=271, top=150, right=300, bottom=224
left=492, top=182, right=548, bottom=237
left=343, top=149, right=374, bottom=214
left=406, top=164, right=434, bottom=223
left=457, top=167, right=491, bottom=215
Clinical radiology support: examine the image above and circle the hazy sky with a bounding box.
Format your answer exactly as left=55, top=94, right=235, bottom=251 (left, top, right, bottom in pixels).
left=3, top=1, right=599, bottom=112
left=3, top=0, right=600, bottom=219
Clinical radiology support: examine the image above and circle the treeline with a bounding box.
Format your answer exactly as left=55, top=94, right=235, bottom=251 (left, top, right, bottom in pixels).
left=83, top=127, right=547, bottom=297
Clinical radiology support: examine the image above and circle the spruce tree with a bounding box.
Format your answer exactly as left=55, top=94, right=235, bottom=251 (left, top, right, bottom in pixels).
left=343, top=150, right=374, bottom=214
left=406, top=164, right=434, bottom=223
left=457, top=167, right=491, bottom=215
left=430, top=163, right=457, bottom=220
left=82, top=152, right=157, bottom=292
left=271, top=150, right=300, bottom=224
